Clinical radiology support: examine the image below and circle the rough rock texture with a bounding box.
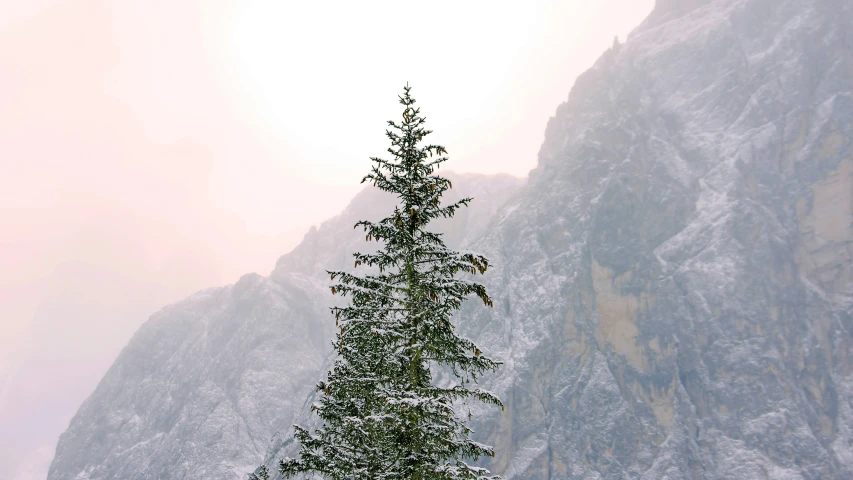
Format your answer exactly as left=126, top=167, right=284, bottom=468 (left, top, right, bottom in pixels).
left=461, top=0, right=853, bottom=477
left=45, top=173, right=522, bottom=480
left=50, top=0, right=853, bottom=478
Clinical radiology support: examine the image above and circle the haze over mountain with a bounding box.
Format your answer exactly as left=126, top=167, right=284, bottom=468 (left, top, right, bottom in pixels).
left=40, top=0, right=853, bottom=478
left=46, top=173, right=524, bottom=479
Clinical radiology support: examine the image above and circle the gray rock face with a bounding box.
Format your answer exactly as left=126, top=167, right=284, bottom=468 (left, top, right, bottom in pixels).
left=50, top=0, right=853, bottom=478
left=45, top=173, right=523, bottom=480
left=459, top=0, right=853, bottom=477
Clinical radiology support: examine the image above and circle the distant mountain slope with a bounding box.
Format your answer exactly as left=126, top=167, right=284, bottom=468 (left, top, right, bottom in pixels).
left=46, top=173, right=523, bottom=480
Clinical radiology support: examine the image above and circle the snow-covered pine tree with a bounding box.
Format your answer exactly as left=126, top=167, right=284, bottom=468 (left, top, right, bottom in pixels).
left=261, top=85, right=503, bottom=480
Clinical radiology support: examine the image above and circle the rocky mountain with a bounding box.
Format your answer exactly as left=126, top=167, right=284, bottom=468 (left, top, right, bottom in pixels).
left=50, top=0, right=853, bottom=478
left=478, top=0, right=851, bottom=476
left=45, top=173, right=523, bottom=480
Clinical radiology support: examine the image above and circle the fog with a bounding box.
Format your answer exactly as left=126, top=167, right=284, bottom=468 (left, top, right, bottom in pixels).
left=0, top=0, right=654, bottom=478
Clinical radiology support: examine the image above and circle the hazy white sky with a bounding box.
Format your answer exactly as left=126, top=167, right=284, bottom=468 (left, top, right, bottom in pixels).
left=0, top=0, right=655, bottom=477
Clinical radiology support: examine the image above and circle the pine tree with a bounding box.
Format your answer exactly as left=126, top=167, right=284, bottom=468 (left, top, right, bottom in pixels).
left=260, top=84, right=502, bottom=480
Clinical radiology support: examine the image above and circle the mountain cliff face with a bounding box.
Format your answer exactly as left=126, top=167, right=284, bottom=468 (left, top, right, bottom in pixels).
left=50, top=0, right=853, bottom=478
left=465, top=0, right=853, bottom=477
left=46, top=173, right=523, bottom=480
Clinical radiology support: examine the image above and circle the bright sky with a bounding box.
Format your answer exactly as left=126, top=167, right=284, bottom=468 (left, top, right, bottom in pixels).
left=0, top=0, right=655, bottom=477
left=221, top=0, right=656, bottom=233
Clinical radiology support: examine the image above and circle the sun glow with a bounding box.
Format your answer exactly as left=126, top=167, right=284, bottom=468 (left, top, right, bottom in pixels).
left=228, top=0, right=540, bottom=183
left=219, top=0, right=654, bottom=234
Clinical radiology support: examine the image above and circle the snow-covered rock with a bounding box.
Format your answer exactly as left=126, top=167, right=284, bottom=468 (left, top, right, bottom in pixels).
left=456, top=0, right=853, bottom=477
